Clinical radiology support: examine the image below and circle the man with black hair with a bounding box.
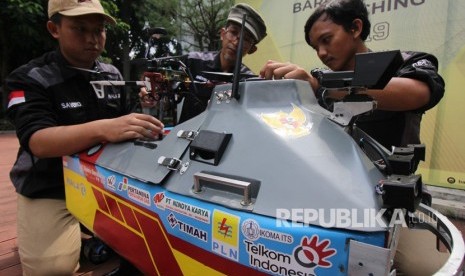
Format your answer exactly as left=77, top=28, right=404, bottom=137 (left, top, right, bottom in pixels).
left=260, top=0, right=444, bottom=150
left=260, top=0, right=446, bottom=275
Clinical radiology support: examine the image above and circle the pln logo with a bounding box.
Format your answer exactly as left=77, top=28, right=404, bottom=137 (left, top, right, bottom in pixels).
left=212, top=210, right=240, bottom=261
left=213, top=212, right=239, bottom=244
left=293, top=235, right=336, bottom=269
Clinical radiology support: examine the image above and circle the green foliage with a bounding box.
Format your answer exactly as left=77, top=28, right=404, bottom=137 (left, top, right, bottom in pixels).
left=3, top=0, right=43, bottom=19
left=0, top=0, right=235, bottom=77
left=0, top=0, right=236, bottom=117
left=0, top=0, right=49, bottom=117
left=177, top=0, right=235, bottom=51
left=0, top=0, right=52, bottom=75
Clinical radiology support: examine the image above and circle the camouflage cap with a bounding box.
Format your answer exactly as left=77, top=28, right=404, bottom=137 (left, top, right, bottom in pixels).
left=227, top=3, right=267, bottom=44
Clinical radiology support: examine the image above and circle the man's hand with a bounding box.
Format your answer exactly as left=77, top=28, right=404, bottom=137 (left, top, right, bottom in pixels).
left=259, top=60, right=319, bottom=90
left=139, top=87, right=157, bottom=108
left=102, top=113, right=164, bottom=142
left=29, top=113, right=165, bottom=158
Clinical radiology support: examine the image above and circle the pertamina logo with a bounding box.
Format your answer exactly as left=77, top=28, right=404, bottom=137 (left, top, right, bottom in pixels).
left=127, top=184, right=150, bottom=206
left=118, top=177, right=129, bottom=191
left=212, top=209, right=240, bottom=261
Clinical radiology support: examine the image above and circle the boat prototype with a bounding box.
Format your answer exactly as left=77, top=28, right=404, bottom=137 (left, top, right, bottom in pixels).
left=64, top=72, right=465, bottom=275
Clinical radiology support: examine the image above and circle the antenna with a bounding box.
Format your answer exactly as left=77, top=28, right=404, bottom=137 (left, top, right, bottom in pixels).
left=231, top=14, right=247, bottom=100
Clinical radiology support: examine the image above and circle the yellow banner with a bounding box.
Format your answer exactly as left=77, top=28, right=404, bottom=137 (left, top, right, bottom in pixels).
left=240, top=0, right=465, bottom=189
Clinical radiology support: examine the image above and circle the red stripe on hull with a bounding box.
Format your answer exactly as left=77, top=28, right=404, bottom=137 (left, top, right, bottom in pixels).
left=91, top=190, right=267, bottom=275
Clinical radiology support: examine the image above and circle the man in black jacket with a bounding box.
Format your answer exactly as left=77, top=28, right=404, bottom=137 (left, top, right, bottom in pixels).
left=178, top=3, right=268, bottom=123
left=260, top=0, right=446, bottom=275
left=260, top=0, right=444, bottom=150
left=6, top=0, right=163, bottom=274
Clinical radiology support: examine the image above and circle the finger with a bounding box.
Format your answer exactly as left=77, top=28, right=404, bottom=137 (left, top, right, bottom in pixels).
left=128, top=124, right=157, bottom=139
left=262, top=64, right=279, bottom=79
left=139, top=88, right=149, bottom=97
left=259, top=67, right=266, bottom=78
left=133, top=113, right=164, bottom=133
left=140, top=127, right=158, bottom=139
left=131, top=113, right=152, bottom=121
left=146, top=116, right=165, bottom=130
left=285, top=67, right=312, bottom=82
left=117, top=127, right=145, bottom=142
left=271, top=65, right=290, bottom=79
left=260, top=60, right=278, bottom=79
left=279, top=64, right=303, bottom=80
left=270, top=62, right=294, bottom=79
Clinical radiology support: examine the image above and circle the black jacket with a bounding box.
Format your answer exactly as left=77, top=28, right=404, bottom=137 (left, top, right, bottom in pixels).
left=354, top=51, right=445, bottom=148
left=6, top=50, right=126, bottom=199
left=178, top=51, right=253, bottom=123
left=316, top=51, right=445, bottom=148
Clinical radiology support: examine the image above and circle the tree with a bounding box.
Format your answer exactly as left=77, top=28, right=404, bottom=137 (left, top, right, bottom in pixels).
left=0, top=1, right=49, bottom=78
left=176, top=0, right=235, bottom=52
left=0, top=0, right=235, bottom=118
left=0, top=0, right=50, bottom=117
left=0, top=0, right=123, bottom=115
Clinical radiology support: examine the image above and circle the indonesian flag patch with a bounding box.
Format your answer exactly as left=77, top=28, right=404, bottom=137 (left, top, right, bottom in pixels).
left=7, top=90, right=25, bottom=108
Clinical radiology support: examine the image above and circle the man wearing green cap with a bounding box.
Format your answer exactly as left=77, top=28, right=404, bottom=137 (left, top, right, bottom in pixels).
left=5, top=0, right=163, bottom=274
left=176, top=3, right=268, bottom=123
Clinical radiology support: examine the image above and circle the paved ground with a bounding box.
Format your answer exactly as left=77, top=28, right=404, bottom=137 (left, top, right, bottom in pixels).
left=0, top=133, right=119, bottom=275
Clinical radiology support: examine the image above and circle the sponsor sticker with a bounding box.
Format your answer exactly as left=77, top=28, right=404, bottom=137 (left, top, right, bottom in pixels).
left=154, top=192, right=210, bottom=223
left=106, top=175, right=116, bottom=191
left=167, top=213, right=208, bottom=242
left=117, top=177, right=129, bottom=191
left=244, top=235, right=336, bottom=275
left=64, top=176, right=87, bottom=196
left=241, top=219, right=293, bottom=244
left=127, top=184, right=150, bottom=206
left=212, top=209, right=240, bottom=261
left=81, top=162, right=104, bottom=185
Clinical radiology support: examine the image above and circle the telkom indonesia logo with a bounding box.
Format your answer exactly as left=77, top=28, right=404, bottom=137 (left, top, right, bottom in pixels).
left=293, top=235, right=336, bottom=269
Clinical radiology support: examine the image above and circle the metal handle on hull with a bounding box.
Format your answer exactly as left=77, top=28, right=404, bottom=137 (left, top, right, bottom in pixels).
left=193, top=172, right=252, bottom=206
